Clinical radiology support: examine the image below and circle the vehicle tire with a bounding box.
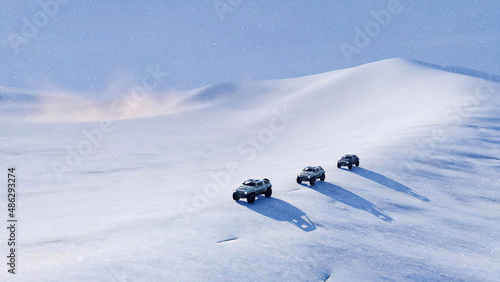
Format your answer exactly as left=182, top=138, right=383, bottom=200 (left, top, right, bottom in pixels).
left=265, top=188, right=272, bottom=197
left=348, top=164, right=352, bottom=170
left=337, top=162, right=341, bottom=168
left=355, top=161, right=359, bottom=167
left=264, top=178, right=270, bottom=183
left=310, top=179, right=316, bottom=186
left=247, top=193, right=256, bottom=204
left=320, top=173, right=325, bottom=181
left=296, top=177, right=302, bottom=184
left=232, top=193, right=240, bottom=201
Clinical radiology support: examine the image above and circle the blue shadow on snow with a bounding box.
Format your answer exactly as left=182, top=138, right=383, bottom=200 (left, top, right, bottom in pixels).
left=302, top=182, right=393, bottom=222
left=349, top=167, right=430, bottom=202
left=238, top=197, right=316, bottom=232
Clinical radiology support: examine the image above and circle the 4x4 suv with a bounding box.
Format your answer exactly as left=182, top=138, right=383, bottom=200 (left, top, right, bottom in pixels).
left=296, top=166, right=325, bottom=186
left=337, top=154, right=360, bottom=170
left=233, top=179, right=272, bottom=203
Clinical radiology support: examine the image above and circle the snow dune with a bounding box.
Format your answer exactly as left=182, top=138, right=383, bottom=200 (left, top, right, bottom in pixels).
left=1, top=58, right=499, bottom=281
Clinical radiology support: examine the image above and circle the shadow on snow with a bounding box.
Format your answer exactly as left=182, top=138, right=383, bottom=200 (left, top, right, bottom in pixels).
left=237, top=197, right=316, bottom=232
left=302, top=182, right=393, bottom=222
left=349, top=167, right=430, bottom=202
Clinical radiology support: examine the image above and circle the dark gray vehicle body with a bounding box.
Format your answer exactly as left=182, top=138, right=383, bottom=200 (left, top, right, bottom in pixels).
left=337, top=154, right=360, bottom=169
left=296, top=166, right=325, bottom=185
left=233, top=179, right=272, bottom=203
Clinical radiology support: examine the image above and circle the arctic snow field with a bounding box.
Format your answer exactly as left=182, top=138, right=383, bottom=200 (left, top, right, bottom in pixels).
left=1, top=58, right=500, bottom=281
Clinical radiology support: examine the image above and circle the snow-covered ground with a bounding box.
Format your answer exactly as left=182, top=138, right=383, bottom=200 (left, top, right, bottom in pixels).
left=1, top=58, right=499, bottom=281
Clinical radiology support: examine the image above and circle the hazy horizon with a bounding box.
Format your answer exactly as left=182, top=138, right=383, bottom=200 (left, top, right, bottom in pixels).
left=1, top=1, right=499, bottom=96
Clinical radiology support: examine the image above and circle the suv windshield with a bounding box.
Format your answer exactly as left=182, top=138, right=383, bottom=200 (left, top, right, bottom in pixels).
left=343, top=155, right=352, bottom=159
left=303, top=167, right=313, bottom=172
left=243, top=180, right=255, bottom=186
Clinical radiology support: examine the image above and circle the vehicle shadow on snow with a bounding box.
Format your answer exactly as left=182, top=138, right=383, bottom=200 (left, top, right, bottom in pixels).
left=237, top=198, right=316, bottom=232
left=349, top=167, right=430, bottom=202
left=303, top=182, right=393, bottom=222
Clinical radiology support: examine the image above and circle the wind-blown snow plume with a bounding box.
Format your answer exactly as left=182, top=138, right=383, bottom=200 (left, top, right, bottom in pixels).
left=0, top=85, right=209, bottom=122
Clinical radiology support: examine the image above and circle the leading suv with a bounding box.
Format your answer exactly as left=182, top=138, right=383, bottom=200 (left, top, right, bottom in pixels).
left=233, top=178, right=273, bottom=203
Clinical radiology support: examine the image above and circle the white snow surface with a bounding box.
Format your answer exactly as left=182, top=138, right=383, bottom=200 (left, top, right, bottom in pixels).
left=1, top=58, right=500, bottom=281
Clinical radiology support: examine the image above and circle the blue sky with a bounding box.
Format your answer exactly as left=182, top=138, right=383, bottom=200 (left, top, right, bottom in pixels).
left=1, top=0, right=499, bottom=96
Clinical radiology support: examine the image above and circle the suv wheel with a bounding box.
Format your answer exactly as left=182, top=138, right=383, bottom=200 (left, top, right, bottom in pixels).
left=232, top=193, right=240, bottom=201
left=296, top=177, right=302, bottom=184
left=310, top=179, right=316, bottom=186
left=265, top=188, right=272, bottom=197
left=355, top=161, right=359, bottom=167
left=320, top=173, right=325, bottom=181
left=337, top=162, right=341, bottom=168
left=247, top=193, right=256, bottom=204
left=348, top=164, right=352, bottom=170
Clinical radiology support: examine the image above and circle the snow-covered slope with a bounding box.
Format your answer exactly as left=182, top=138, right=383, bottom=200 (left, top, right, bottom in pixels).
left=1, top=58, right=499, bottom=281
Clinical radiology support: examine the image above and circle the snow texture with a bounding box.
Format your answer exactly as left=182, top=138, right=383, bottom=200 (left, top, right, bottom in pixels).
left=1, top=58, right=499, bottom=281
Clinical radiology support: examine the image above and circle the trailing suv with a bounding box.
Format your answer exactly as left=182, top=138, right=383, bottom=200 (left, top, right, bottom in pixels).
left=296, top=166, right=325, bottom=186
left=233, top=179, right=272, bottom=204
left=337, top=154, right=360, bottom=170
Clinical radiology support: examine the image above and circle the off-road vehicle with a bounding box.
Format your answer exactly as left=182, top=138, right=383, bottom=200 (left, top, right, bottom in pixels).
left=337, top=154, right=360, bottom=170
left=296, top=166, right=325, bottom=186
left=233, top=178, right=272, bottom=203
